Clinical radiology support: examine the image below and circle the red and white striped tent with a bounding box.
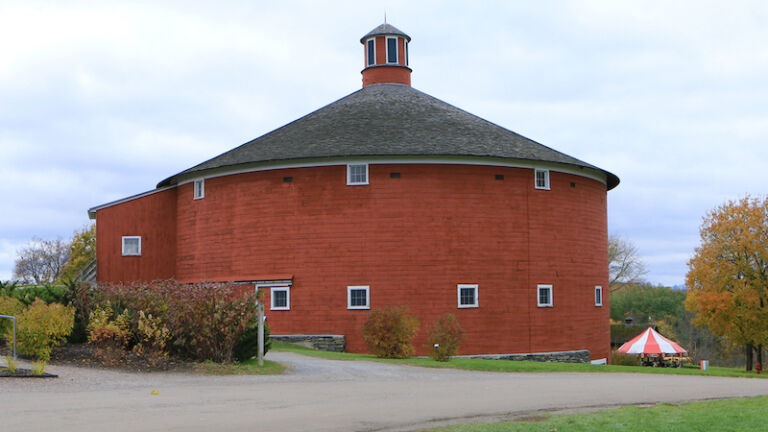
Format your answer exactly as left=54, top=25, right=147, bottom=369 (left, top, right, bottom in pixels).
left=617, top=327, right=687, bottom=357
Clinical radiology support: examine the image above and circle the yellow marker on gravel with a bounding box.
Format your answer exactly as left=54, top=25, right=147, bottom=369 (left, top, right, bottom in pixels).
left=151, top=390, right=159, bottom=395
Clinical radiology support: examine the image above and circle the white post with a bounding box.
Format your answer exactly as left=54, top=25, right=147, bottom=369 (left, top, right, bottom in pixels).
left=257, top=302, right=264, bottom=367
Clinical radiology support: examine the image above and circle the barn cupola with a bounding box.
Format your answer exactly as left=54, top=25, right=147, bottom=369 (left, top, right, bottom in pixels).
left=360, top=23, right=412, bottom=87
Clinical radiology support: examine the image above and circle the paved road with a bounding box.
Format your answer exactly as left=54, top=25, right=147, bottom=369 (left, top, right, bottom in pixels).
left=2, top=352, right=768, bottom=431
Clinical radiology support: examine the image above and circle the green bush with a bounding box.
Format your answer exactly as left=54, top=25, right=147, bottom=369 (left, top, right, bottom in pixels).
left=10, top=299, right=74, bottom=364
left=233, top=321, right=271, bottom=362
left=132, top=310, right=170, bottom=367
left=610, top=350, right=642, bottom=366
left=427, top=313, right=464, bottom=361
left=63, top=281, right=93, bottom=343
left=11, top=284, right=67, bottom=306
left=362, top=305, right=419, bottom=359
left=0, top=296, right=24, bottom=340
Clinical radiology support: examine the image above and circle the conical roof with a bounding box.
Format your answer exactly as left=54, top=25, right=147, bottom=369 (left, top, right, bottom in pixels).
left=158, top=83, right=619, bottom=189
left=360, top=23, right=411, bottom=42
left=618, top=327, right=687, bottom=356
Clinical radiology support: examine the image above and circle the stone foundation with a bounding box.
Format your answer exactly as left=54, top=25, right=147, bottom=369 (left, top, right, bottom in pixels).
left=270, top=334, right=346, bottom=352
left=458, top=349, right=590, bottom=363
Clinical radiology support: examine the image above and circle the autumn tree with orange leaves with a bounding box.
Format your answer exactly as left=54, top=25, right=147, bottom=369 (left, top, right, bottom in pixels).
left=685, top=196, right=768, bottom=371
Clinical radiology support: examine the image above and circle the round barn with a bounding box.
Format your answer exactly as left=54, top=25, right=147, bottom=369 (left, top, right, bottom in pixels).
left=89, top=23, right=619, bottom=360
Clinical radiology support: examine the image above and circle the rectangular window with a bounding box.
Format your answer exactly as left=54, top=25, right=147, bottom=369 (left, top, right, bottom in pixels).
left=595, top=285, right=603, bottom=306
left=535, top=169, right=550, bottom=190
left=404, top=40, right=409, bottom=65
left=386, top=37, right=397, bottom=63
left=347, top=163, right=369, bottom=185
left=122, top=236, right=141, bottom=256
left=457, top=284, right=479, bottom=308
left=537, top=284, right=553, bottom=307
left=271, top=286, right=290, bottom=310
left=193, top=179, right=205, bottom=199
left=347, top=285, right=370, bottom=309
left=367, top=38, right=375, bottom=66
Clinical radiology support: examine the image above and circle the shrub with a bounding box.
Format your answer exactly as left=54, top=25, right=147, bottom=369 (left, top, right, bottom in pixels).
left=87, top=306, right=131, bottom=364
left=426, top=313, right=464, bottom=361
left=11, top=299, right=74, bottom=366
left=362, top=306, right=419, bottom=358
left=0, top=296, right=25, bottom=341
left=12, top=284, right=67, bottom=306
left=233, top=321, right=271, bottom=362
left=63, top=281, right=93, bottom=343
left=132, top=310, right=170, bottom=367
left=610, top=350, right=642, bottom=366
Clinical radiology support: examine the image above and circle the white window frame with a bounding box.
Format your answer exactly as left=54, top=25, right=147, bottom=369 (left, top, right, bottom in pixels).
left=193, top=178, right=205, bottom=199
left=346, top=163, right=369, bottom=185
left=386, top=36, right=398, bottom=64
left=594, top=285, right=603, bottom=307
left=537, top=284, right=553, bottom=307
left=121, top=236, right=141, bottom=256
left=457, top=284, right=479, bottom=308
left=270, top=286, right=291, bottom=311
left=347, top=285, right=370, bottom=310
left=535, top=169, right=550, bottom=190
left=366, top=38, right=376, bottom=66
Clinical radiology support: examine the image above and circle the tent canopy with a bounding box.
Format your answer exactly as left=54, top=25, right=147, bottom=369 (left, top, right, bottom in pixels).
left=617, top=326, right=687, bottom=356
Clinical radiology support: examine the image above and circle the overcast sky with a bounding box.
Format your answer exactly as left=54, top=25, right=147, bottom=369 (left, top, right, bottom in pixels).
left=2, top=1, right=767, bottom=286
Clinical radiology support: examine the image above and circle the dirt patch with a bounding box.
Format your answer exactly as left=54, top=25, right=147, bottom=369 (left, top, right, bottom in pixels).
left=513, top=415, right=549, bottom=422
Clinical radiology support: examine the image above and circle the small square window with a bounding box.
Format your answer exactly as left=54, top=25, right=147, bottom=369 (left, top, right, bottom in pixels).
left=386, top=37, right=398, bottom=63
left=347, top=285, right=370, bottom=309
left=122, top=236, right=141, bottom=256
left=535, top=169, right=550, bottom=190
left=595, top=286, right=603, bottom=307
left=193, top=179, right=205, bottom=199
left=270, top=286, right=290, bottom=310
left=457, top=284, right=479, bottom=308
left=537, top=284, right=553, bottom=307
left=347, top=164, right=369, bottom=185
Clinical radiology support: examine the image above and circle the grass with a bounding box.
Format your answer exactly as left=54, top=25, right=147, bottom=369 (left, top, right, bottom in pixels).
left=194, top=358, right=286, bottom=375
left=271, top=342, right=767, bottom=379
left=422, top=396, right=768, bottom=431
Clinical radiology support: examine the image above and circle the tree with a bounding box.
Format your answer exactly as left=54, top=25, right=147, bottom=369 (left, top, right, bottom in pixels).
left=685, top=196, right=768, bottom=371
left=609, top=283, right=685, bottom=324
left=12, top=238, right=70, bottom=285
left=609, top=235, right=647, bottom=292
left=60, top=224, right=96, bottom=281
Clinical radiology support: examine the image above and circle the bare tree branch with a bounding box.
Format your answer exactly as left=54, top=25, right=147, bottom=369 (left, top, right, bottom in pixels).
left=13, top=237, right=71, bottom=284
left=609, top=235, right=647, bottom=292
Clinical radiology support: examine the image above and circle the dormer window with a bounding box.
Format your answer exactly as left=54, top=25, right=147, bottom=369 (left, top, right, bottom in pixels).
left=366, top=38, right=375, bottom=66
left=386, top=37, right=398, bottom=63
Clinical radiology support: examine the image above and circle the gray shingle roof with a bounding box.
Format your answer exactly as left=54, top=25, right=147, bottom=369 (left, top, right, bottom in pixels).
left=360, top=23, right=411, bottom=42
left=157, top=83, right=619, bottom=189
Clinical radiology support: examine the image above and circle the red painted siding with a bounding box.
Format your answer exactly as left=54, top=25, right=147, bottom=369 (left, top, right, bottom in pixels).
left=96, top=188, right=177, bottom=283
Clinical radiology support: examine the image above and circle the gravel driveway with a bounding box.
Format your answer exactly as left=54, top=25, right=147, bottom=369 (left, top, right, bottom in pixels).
left=3, top=352, right=768, bottom=431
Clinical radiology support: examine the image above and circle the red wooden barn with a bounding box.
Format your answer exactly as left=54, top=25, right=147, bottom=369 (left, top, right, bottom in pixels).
left=88, top=23, right=619, bottom=360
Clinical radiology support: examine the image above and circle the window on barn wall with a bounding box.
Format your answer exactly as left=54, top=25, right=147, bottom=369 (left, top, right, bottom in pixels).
left=270, top=286, right=290, bottom=310
left=537, top=284, right=553, bottom=307
left=347, top=286, right=370, bottom=309
left=386, top=37, right=398, bottom=63
left=534, top=169, right=550, bottom=190
left=347, top=163, right=369, bottom=185
left=122, top=236, right=141, bottom=256
left=193, top=179, right=205, bottom=199
left=457, top=284, right=479, bottom=308
left=594, top=286, right=603, bottom=306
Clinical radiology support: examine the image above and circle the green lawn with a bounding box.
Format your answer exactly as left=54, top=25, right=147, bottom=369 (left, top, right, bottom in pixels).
left=270, top=342, right=766, bottom=379
left=422, top=396, right=768, bottom=432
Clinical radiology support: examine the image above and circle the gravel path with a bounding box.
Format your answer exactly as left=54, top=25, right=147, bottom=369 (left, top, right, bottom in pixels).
left=2, top=352, right=768, bottom=431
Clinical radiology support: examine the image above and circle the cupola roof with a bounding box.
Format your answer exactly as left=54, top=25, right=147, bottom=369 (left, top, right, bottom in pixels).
left=360, top=23, right=411, bottom=42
